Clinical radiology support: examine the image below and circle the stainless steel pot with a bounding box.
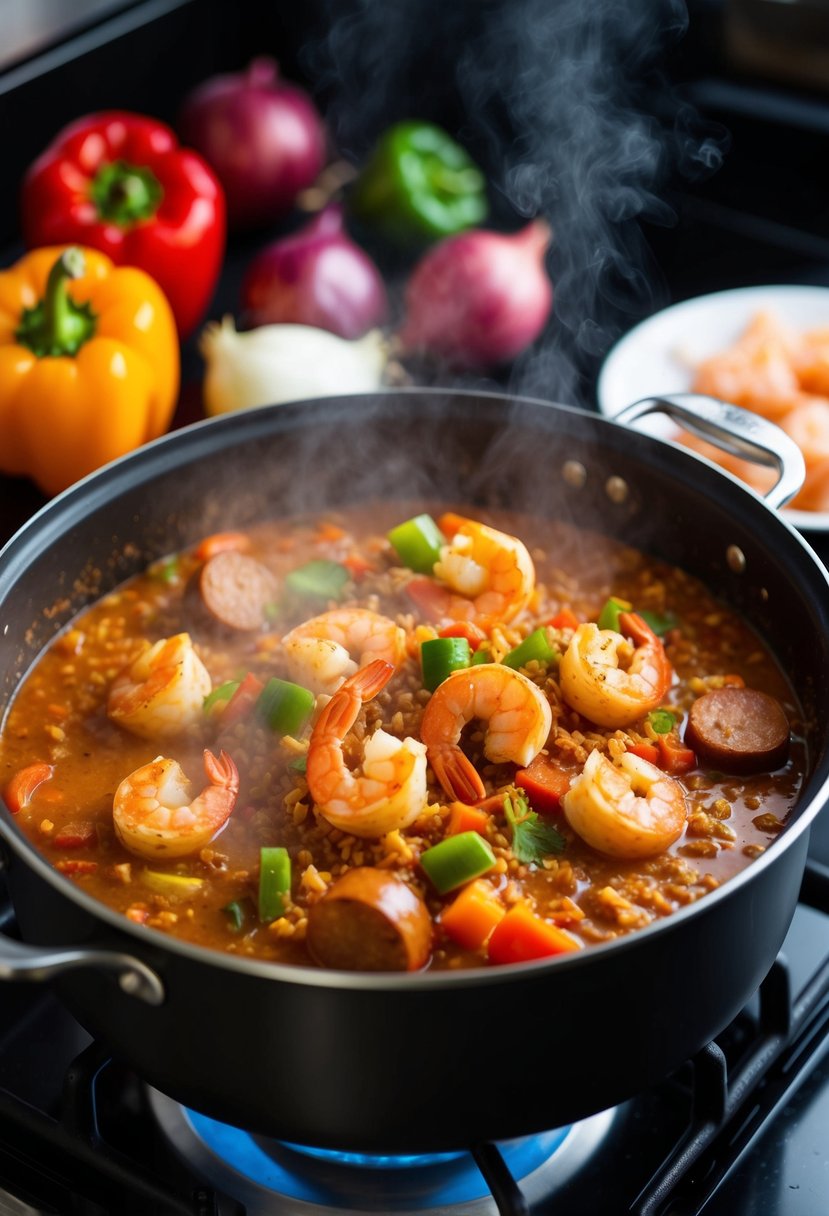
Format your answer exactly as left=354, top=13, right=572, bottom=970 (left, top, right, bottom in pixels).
left=1, top=388, right=827, bottom=1152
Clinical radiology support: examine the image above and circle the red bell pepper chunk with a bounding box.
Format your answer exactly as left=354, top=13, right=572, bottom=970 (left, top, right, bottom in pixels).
left=221, top=672, right=265, bottom=728
left=3, top=762, right=53, bottom=813
left=406, top=576, right=449, bottom=621
left=487, top=904, right=581, bottom=965
left=514, top=755, right=571, bottom=813
left=625, top=742, right=660, bottom=765
left=438, top=621, right=487, bottom=651
left=657, top=734, right=697, bottom=774
left=547, top=609, right=580, bottom=631
left=21, top=111, right=226, bottom=339
left=53, top=821, right=98, bottom=849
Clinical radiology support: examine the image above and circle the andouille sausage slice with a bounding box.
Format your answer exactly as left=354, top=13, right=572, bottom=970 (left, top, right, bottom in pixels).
left=684, top=687, right=790, bottom=775
left=198, top=550, right=278, bottom=632
left=306, top=867, right=433, bottom=972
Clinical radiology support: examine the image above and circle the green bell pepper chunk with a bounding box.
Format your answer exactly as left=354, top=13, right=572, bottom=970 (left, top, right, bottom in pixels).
left=421, top=636, right=471, bottom=692
left=503, top=627, right=557, bottom=670
left=258, top=678, right=315, bottom=736
left=350, top=120, right=488, bottom=245
left=387, top=513, right=446, bottom=573
left=420, top=831, right=496, bottom=894
left=285, top=559, right=349, bottom=601
left=597, top=596, right=633, bottom=632
left=258, top=847, right=291, bottom=923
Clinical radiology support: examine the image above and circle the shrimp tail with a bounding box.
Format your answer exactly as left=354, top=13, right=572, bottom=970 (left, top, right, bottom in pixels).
left=314, top=659, right=395, bottom=740
left=429, top=742, right=487, bottom=803
left=203, top=748, right=240, bottom=794
left=618, top=611, right=657, bottom=649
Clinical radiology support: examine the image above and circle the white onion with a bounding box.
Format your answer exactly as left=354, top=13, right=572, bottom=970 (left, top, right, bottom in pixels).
left=199, top=317, right=389, bottom=415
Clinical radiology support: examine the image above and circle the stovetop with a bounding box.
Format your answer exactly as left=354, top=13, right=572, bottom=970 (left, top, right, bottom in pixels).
left=1, top=859, right=827, bottom=1216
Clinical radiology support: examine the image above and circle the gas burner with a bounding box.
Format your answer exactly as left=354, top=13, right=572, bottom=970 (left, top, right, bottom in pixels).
left=147, top=1088, right=615, bottom=1215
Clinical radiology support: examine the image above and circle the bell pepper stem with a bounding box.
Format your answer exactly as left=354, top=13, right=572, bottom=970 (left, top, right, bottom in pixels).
left=15, top=248, right=97, bottom=358
left=91, top=159, right=163, bottom=225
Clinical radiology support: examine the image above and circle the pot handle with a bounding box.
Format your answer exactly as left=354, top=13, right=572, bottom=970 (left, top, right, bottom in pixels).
left=0, top=932, right=164, bottom=1006
left=614, top=393, right=806, bottom=512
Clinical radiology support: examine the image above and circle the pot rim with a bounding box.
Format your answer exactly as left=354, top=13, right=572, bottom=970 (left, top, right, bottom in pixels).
left=2, top=386, right=828, bottom=992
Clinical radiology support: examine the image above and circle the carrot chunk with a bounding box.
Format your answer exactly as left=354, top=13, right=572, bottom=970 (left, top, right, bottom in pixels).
left=441, top=879, right=505, bottom=951
left=194, top=531, right=252, bottom=562
left=3, top=762, right=54, bottom=813
left=487, top=904, right=581, bottom=965
left=445, top=801, right=491, bottom=836
left=625, top=742, right=660, bottom=765
left=547, top=609, right=580, bottom=631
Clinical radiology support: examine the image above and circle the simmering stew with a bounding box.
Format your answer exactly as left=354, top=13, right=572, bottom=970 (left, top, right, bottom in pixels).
left=0, top=504, right=804, bottom=971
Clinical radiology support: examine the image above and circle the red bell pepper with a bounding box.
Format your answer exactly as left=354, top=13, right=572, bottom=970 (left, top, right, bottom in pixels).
left=20, top=111, right=226, bottom=340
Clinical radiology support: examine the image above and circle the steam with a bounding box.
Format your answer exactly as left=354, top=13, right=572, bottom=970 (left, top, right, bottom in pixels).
left=305, top=0, right=724, bottom=406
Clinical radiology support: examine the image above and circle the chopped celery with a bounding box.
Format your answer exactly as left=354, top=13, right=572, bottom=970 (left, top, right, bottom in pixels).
left=421, top=636, right=471, bottom=691
left=420, top=831, right=496, bottom=894
left=503, top=627, right=557, bottom=670
left=387, top=514, right=446, bottom=573
left=259, top=846, right=291, bottom=922
left=258, top=678, right=315, bottom=736
left=285, top=559, right=349, bottom=600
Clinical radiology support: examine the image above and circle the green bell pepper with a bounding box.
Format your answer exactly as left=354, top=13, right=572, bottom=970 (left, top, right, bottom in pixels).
left=350, top=120, right=488, bottom=245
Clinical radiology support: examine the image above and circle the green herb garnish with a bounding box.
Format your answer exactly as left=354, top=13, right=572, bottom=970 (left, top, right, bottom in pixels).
left=503, top=790, right=565, bottom=866
left=647, top=708, right=677, bottom=735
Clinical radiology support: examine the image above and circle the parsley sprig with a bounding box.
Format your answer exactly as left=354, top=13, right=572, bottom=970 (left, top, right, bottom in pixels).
left=503, top=789, right=565, bottom=866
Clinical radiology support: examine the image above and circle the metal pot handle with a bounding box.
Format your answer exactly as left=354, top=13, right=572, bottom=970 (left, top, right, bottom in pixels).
left=0, top=931, right=164, bottom=1005
left=614, top=393, right=806, bottom=512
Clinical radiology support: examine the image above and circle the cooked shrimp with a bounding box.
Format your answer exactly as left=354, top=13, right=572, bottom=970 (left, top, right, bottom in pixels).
left=562, top=749, right=687, bottom=859
left=692, top=310, right=801, bottom=420
left=306, top=659, right=428, bottom=838
left=419, top=663, right=552, bottom=803
left=107, top=633, right=211, bottom=739
left=413, top=514, right=535, bottom=629
left=779, top=398, right=829, bottom=467
left=559, top=612, right=673, bottom=730
left=281, top=608, right=407, bottom=695
left=113, top=748, right=239, bottom=859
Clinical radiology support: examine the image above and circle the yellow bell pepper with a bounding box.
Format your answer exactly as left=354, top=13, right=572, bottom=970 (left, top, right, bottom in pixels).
left=0, top=245, right=179, bottom=496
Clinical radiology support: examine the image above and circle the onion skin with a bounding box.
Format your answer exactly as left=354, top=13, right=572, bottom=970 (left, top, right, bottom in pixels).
left=241, top=205, right=388, bottom=339
left=397, top=219, right=553, bottom=369
left=178, top=58, right=327, bottom=230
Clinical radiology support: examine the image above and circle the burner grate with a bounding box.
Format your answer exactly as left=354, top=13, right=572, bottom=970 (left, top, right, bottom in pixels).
left=632, top=859, right=829, bottom=1216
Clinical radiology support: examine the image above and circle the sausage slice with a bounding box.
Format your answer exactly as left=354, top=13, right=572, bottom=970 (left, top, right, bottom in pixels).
left=306, top=868, right=433, bottom=972
left=684, top=687, right=790, bottom=775
left=198, top=550, right=277, bottom=632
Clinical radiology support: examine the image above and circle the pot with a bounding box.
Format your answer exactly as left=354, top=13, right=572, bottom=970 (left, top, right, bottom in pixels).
left=1, top=387, right=828, bottom=1153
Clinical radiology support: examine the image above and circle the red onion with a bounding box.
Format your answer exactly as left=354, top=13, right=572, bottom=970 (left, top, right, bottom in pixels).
left=178, top=58, right=327, bottom=230
left=240, top=205, right=388, bottom=339
left=397, top=219, right=553, bottom=368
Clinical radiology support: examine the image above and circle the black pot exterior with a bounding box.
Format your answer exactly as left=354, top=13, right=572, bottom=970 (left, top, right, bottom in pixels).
left=2, top=389, right=829, bottom=1151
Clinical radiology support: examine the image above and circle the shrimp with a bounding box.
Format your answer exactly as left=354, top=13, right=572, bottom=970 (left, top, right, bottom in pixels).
left=411, top=515, right=535, bottom=629
left=562, top=749, right=687, bottom=859
left=113, top=748, right=239, bottom=859
left=107, top=632, right=211, bottom=739
left=305, top=659, right=428, bottom=838
left=419, top=663, right=552, bottom=803
left=691, top=310, right=801, bottom=420
left=559, top=612, right=673, bottom=729
left=281, top=609, right=407, bottom=695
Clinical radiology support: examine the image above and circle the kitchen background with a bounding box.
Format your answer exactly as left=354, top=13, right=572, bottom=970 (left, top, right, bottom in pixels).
left=1, top=0, right=829, bottom=1213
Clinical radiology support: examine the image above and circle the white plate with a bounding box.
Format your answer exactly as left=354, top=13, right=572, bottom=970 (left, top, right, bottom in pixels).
left=596, top=285, right=829, bottom=532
